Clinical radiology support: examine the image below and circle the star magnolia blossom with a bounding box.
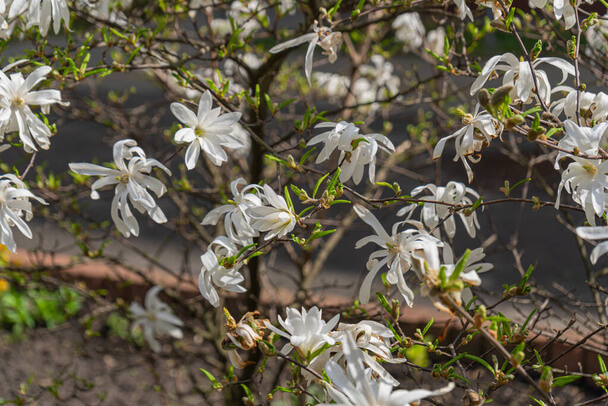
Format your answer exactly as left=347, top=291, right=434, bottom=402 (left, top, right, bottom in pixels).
left=357, top=55, right=401, bottom=103
left=577, top=226, right=608, bottom=264
left=411, top=243, right=482, bottom=312
left=320, top=332, right=454, bottom=406
left=8, top=0, right=70, bottom=35
left=198, top=236, right=246, bottom=307
left=398, top=181, right=482, bottom=239
left=309, top=321, right=405, bottom=386
left=69, top=139, right=171, bottom=237
left=556, top=156, right=608, bottom=225
left=392, top=13, right=425, bottom=52
left=0, top=65, right=64, bottom=152
left=471, top=53, right=575, bottom=105
left=0, top=173, right=46, bottom=252
left=308, top=121, right=395, bottom=184
left=129, top=286, right=184, bottom=352
left=554, top=120, right=608, bottom=169
left=269, top=21, right=343, bottom=85
left=551, top=87, right=608, bottom=125
left=353, top=204, right=442, bottom=306
left=529, top=0, right=591, bottom=29
left=265, top=306, right=339, bottom=359
left=246, top=184, right=297, bottom=240
left=170, top=91, right=243, bottom=169
left=201, top=178, right=262, bottom=245
left=433, top=105, right=503, bottom=182
left=453, top=0, right=473, bottom=20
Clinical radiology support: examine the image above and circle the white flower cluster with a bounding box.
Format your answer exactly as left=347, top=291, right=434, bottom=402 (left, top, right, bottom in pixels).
left=353, top=196, right=492, bottom=309
left=307, top=120, right=395, bottom=185
left=0, top=0, right=70, bottom=38
left=199, top=181, right=297, bottom=307
left=264, top=306, right=454, bottom=404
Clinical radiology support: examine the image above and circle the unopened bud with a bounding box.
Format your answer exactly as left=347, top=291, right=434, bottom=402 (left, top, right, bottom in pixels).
left=505, top=115, right=524, bottom=130
left=491, top=85, right=513, bottom=108
left=478, top=89, right=491, bottom=110
left=474, top=305, right=486, bottom=328
left=259, top=340, right=276, bottom=357
left=527, top=127, right=546, bottom=141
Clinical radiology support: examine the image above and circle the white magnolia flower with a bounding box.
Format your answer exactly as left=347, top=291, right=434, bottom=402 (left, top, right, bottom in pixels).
left=246, top=184, right=297, bottom=240
left=471, top=53, right=575, bottom=105
left=357, top=55, right=401, bottom=103
left=353, top=204, right=442, bottom=306
left=398, top=181, right=482, bottom=239
left=0, top=173, right=46, bottom=252
left=0, top=65, right=64, bottom=152
left=69, top=139, right=171, bottom=237
left=426, top=27, right=446, bottom=56
left=320, top=332, right=454, bottom=406
left=443, top=245, right=493, bottom=275
left=312, top=72, right=350, bottom=99
left=201, top=178, right=262, bottom=245
left=308, top=121, right=395, bottom=184
left=555, top=156, right=608, bottom=225
left=269, top=21, right=343, bottom=85
left=551, top=87, right=608, bottom=125
left=392, top=13, right=425, bottom=52
left=130, top=286, right=184, bottom=352
left=265, top=306, right=339, bottom=359
left=9, top=0, right=70, bottom=35
left=585, top=14, right=608, bottom=53
left=577, top=226, right=608, bottom=264
left=198, top=236, right=247, bottom=307
left=477, top=0, right=506, bottom=19
left=529, top=0, right=590, bottom=29
left=411, top=242, right=482, bottom=312
left=311, top=321, right=405, bottom=386
left=170, top=91, right=243, bottom=169
left=453, top=0, right=473, bottom=20
left=434, top=105, right=503, bottom=182
left=554, top=120, right=608, bottom=169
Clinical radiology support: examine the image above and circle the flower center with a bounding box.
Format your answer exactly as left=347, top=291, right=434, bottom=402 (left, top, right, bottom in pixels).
left=11, top=97, right=24, bottom=108
left=583, top=164, right=598, bottom=177
left=462, top=114, right=474, bottom=126
left=118, top=174, right=129, bottom=183
left=195, top=126, right=205, bottom=137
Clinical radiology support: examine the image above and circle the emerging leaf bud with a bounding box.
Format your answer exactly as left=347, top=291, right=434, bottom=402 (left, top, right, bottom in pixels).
left=505, top=115, right=525, bottom=130
left=491, top=85, right=513, bottom=108
left=477, top=89, right=492, bottom=110
left=539, top=366, right=553, bottom=393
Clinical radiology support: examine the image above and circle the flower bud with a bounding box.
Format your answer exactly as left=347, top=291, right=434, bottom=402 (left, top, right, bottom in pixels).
left=477, top=89, right=491, bottom=110
left=491, top=85, right=513, bottom=108
left=259, top=340, right=276, bottom=357
left=505, top=115, right=524, bottom=130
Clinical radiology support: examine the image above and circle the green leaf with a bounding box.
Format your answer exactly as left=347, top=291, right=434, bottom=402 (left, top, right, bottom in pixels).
left=200, top=368, right=222, bottom=389
left=552, top=375, right=581, bottom=388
